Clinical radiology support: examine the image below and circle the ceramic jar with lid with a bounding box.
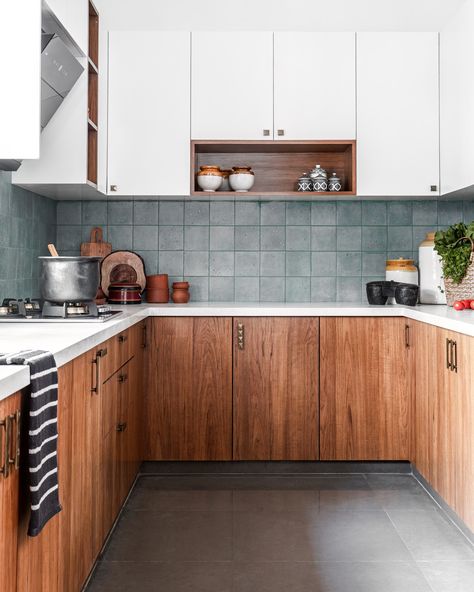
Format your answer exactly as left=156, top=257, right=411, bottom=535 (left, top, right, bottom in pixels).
left=219, top=169, right=232, bottom=191
left=310, top=164, right=328, bottom=192
left=418, top=232, right=446, bottom=304
left=297, top=173, right=312, bottom=192
left=172, top=281, right=190, bottom=303
left=385, top=258, right=419, bottom=285
left=229, top=166, right=255, bottom=192
left=196, top=165, right=223, bottom=192
left=328, top=172, right=342, bottom=192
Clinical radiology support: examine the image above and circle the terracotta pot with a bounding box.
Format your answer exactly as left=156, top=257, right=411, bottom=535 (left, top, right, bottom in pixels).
left=107, top=282, right=142, bottom=305
left=146, top=274, right=168, bottom=289
left=172, top=281, right=190, bottom=304
left=146, top=288, right=169, bottom=303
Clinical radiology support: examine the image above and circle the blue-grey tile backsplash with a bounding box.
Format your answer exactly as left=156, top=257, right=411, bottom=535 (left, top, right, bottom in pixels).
left=53, top=198, right=474, bottom=303
left=0, top=172, right=56, bottom=301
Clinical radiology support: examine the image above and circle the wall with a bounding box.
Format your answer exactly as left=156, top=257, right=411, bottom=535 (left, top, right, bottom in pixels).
left=0, top=172, right=57, bottom=300
left=56, top=198, right=474, bottom=303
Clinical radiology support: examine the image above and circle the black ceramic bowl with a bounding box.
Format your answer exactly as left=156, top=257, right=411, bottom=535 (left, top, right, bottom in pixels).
left=366, top=281, right=400, bottom=305
left=395, top=283, right=419, bottom=307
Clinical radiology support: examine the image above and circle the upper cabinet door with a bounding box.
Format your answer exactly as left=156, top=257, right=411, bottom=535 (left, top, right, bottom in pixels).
left=274, top=33, right=356, bottom=140
left=191, top=32, right=273, bottom=140
left=357, top=33, right=439, bottom=196
left=107, top=32, right=190, bottom=196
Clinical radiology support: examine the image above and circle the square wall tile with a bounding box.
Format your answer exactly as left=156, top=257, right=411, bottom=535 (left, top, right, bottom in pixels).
left=311, top=226, right=336, bottom=251
left=133, top=226, right=158, bottom=250
left=184, top=251, right=209, bottom=276
left=210, top=202, right=234, bottom=225
left=362, top=201, right=387, bottom=225
left=82, top=201, right=107, bottom=225
left=133, top=201, right=159, bottom=225
left=388, top=226, right=413, bottom=251
left=438, top=201, right=463, bottom=227
left=159, top=226, right=184, bottom=250
left=159, top=251, right=184, bottom=276
left=337, top=226, right=361, bottom=251
left=57, top=201, right=82, bottom=225
left=260, top=277, right=285, bottom=302
left=286, top=202, right=311, bottom=225
left=235, top=226, right=260, bottom=250
left=337, top=201, right=361, bottom=225
left=260, top=226, right=285, bottom=250
left=286, top=252, right=310, bottom=276
left=261, top=202, right=285, bottom=225
left=159, top=201, right=184, bottom=225
left=187, top=277, right=209, bottom=302
left=135, top=250, right=159, bottom=275
left=185, top=202, right=209, bottom=225
left=235, top=277, right=259, bottom=301
left=286, top=277, right=310, bottom=302
left=337, top=252, right=362, bottom=276
left=413, top=201, right=437, bottom=226
left=235, top=251, right=259, bottom=276
left=56, top=225, right=82, bottom=251
left=311, top=277, right=337, bottom=302
left=260, top=251, right=285, bottom=276
left=311, top=202, right=336, bottom=226
left=362, top=252, right=387, bottom=276
left=311, top=252, right=336, bottom=276
left=286, top=226, right=310, bottom=250
left=388, top=202, right=412, bottom=225
left=362, top=226, right=387, bottom=251
left=108, top=225, right=133, bottom=250
left=210, top=226, right=234, bottom=250
left=210, top=252, right=234, bottom=276
left=184, top=226, right=208, bottom=250
left=235, top=202, right=259, bottom=225
left=463, top=201, right=474, bottom=223
left=108, top=201, right=133, bottom=225
left=209, top=277, right=234, bottom=301
left=337, top=277, right=362, bottom=302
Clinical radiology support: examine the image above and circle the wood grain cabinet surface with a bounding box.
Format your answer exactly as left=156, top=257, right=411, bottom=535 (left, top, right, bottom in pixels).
left=320, top=317, right=411, bottom=461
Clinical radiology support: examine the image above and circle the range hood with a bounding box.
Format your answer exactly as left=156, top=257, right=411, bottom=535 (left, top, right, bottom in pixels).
left=0, top=2, right=84, bottom=171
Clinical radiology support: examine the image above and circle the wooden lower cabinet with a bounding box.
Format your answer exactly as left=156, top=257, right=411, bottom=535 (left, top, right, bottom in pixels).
left=145, top=317, right=233, bottom=460
left=0, top=391, right=21, bottom=592
left=320, top=317, right=411, bottom=460
left=233, top=317, right=319, bottom=460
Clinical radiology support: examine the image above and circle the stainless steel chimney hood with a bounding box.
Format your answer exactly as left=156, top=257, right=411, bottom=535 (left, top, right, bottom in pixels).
left=0, top=2, right=85, bottom=171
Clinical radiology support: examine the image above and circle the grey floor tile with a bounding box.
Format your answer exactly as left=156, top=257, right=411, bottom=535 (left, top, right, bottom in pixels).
left=233, top=490, right=319, bottom=512
left=319, top=489, right=382, bottom=511
left=418, top=560, right=474, bottom=592
left=232, top=561, right=432, bottom=592
left=387, top=509, right=474, bottom=561
left=88, top=561, right=232, bottom=592
left=103, top=510, right=233, bottom=562
left=366, top=474, right=438, bottom=510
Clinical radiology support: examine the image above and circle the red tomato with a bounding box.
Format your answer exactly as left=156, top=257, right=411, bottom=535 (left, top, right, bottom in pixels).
left=462, top=299, right=472, bottom=308
left=470, top=301, right=474, bottom=310
left=453, top=301, right=465, bottom=311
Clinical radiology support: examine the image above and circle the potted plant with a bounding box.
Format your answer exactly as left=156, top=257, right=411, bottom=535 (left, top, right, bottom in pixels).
left=434, top=222, right=474, bottom=305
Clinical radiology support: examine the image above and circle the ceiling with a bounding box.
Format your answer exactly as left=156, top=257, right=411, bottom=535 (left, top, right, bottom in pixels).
left=96, top=0, right=467, bottom=31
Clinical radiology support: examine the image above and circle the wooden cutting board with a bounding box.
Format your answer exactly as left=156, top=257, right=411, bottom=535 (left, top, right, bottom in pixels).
left=80, top=227, right=112, bottom=258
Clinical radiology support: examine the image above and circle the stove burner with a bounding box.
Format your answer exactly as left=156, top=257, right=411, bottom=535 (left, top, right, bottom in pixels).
left=0, top=298, right=118, bottom=322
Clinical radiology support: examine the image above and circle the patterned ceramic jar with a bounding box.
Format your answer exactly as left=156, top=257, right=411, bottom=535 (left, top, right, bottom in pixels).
left=196, top=165, right=223, bottom=192
left=310, top=164, right=328, bottom=192
left=312, top=178, right=328, bottom=192
left=328, top=172, right=342, bottom=192
left=229, top=166, right=255, bottom=192
left=297, top=174, right=312, bottom=192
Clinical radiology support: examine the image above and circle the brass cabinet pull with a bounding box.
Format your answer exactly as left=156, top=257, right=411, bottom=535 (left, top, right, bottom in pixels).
left=116, top=422, right=127, bottom=432
left=405, top=324, right=410, bottom=348
left=91, top=347, right=108, bottom=394
left=452, top=340, right=458, bottom=373
left=277, top=129, right=285, bottom=136
left=446, top=338, right=452, bottom=370
left=263, top=129, right=270, bottom=136
left=0, top=417, right=5, bottom=477
left=3, top=414, right=12, bottom=478
left=118, top=334, right=128, bottom=343
left=118, top=373, right=128, bottom=383
left=10, top=411, right=20, bottom=471
left=141, top=323, right=147, bottom=349
left=237, top=323, right=245, bottom=350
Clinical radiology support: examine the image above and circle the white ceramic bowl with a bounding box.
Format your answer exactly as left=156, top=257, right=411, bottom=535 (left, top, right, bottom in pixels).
left=229, top=173, right=255, bottom=192
left=196, top=174, right=223, bottom=192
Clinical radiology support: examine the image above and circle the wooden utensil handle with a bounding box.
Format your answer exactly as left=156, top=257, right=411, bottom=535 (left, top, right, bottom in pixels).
left=90, top=227, right=104, bottom=243
left=48, top=244, right=59, bottom=257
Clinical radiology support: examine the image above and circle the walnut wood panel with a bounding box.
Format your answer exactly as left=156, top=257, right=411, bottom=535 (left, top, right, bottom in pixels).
left=88, top=1, right=99, bottom=68
left=0, top=391, right=21, bottom=592
left=192, top=140, right=356, bottom=194
left=233, top=317, right=319, bottom=461
left=88, top=69, right=98, bottom=125
left=320, top=317, right=411, bottom=460
left=145, top=317, right=232, bottom=460
left=87, top=128, right=98, bottom=185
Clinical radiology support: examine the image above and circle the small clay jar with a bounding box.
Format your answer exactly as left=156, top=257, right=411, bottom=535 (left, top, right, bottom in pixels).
left=172, top=281, right=190, bottom=304
left=146, top=274, right=168, bottom=289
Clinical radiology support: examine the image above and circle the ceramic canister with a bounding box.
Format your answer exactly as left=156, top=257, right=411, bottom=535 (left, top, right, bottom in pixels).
left=219, top=169, right=232, bottom=191
left=386, top=258, right=419, bottom=285
left=229, top=166, right=255, bottom=192
left=196, top=165, right=223, bottom=192
left=418, top=232, right=446, bottom=304
left=328, top=172, right=342, bottom=192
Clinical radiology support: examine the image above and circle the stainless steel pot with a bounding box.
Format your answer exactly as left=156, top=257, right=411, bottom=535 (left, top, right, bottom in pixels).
left=39, top=256, right=101, bottom=302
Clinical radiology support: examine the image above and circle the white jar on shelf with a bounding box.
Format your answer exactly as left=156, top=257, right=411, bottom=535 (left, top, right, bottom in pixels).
left=418, top=232, right=446, bottom=304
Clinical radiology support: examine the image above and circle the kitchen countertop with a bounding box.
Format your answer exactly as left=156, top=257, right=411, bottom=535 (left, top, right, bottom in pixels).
left=2, top=301, right=474, bottom=400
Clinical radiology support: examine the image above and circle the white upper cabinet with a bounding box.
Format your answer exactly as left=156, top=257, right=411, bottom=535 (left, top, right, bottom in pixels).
left=191, top=32, right=273, bottom=140
left=0, top=0, right=41, bottom=165
left=274, top=33, right=356, bottom=140
left=107, top=31, right=190, bottom=196
left=357, top=33, right=439, bottom=196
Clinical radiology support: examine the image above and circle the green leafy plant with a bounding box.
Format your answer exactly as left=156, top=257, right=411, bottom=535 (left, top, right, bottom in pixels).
left=434, top=222, right=474, bottom=284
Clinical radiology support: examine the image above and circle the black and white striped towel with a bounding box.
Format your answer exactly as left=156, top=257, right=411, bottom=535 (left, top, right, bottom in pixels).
left=0, top=350, right=62, bottom=536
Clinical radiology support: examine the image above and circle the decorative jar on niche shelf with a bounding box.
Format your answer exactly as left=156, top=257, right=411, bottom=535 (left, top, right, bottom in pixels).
left=229, top=166, right=255, bottom=192
left=329, top=172, right=342, bottom=192
left=196, top=165, right=223, bottom=192
left=310, top=164, right=328, bottom=192
left=297, top=173, right=312, bottom=192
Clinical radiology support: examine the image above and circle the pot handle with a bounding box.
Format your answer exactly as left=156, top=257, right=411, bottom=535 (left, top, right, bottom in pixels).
left=90, top=227, right=104, bottom=244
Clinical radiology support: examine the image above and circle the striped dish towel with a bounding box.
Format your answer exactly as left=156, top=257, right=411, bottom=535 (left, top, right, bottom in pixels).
left=0, top=350, right=62, bottom=536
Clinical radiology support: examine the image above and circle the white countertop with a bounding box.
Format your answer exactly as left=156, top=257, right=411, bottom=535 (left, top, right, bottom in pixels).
left=2, top=301, right=474, bottom=400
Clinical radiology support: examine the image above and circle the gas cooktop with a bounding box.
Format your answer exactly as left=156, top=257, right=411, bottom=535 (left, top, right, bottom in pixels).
left=0, top=299, right=123, bottom=323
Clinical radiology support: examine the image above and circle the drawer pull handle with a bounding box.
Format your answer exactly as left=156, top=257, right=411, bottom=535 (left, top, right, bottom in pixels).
left=91, top=348, right=108, bottom=394
left=118, top=334, right=128, bottom=343
left=0, top=418, right=6, bottom=477
left=116, top=422, right=127, bottom=432
left=118, top=373, right=128, bottom=383
left=237, top=323, right=245, bottom=350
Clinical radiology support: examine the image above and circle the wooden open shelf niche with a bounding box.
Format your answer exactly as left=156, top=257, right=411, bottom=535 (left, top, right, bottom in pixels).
left=87, top=1, right=99, bottom=185
left=191, top=140, right=356, bottom=196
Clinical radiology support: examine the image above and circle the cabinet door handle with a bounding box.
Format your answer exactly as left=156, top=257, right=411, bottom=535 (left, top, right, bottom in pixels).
left=10, top=411, right=20, bottom=471
left=3, top=414, right=12, bottom=478
left=91, top=347, right=108, bottom=394
left=277, top=129, right=285, bottom=136
left=446, top=338, right=452, bottom=370
left=116, top=422, right=127, bottom=432
left=118, top=373, right=128, bottom=383
left=263, top=129, right=270, bottom=136
left=405, top=324, right=410, bottom=348
left=141, top=323, right=147, bottom=349
left=452, top=340, right=458, bottom=373
left=110, top=184, right=118, bottom=192
left=0, top=417, right=6, bottom=477
left=118, top=334, right=128, bottom=343
left=237, top=323, right=245, bottom=350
